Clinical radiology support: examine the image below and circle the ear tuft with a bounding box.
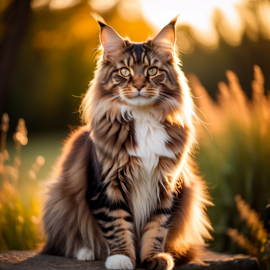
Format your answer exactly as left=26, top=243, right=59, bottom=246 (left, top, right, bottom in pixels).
left=97, top=20, right=107, bottom=28
left=152, top=16, right=178, bottom=50
left=168, top=15, right=179, bottom=27
left=91, top=12, right=106, bottom=26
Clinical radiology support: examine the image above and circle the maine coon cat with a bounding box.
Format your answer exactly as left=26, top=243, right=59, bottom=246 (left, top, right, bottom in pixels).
left=42, top=17, right=213, bottom=270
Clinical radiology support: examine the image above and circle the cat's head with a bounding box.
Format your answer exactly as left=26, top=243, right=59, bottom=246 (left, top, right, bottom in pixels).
left=82, top=17, right=193, bottom=125
left=97, top=17, right=182, bottom=110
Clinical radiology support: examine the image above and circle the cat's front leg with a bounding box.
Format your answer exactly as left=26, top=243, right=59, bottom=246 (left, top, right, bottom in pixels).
left=90, top=181, right=136, bottom=270
left=140, top=193, right=174, bottom=270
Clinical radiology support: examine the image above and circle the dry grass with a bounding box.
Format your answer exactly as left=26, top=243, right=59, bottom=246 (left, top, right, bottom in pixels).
left=227, top=195, right=270, bottom=269
left=0, top=114, right=45, bottom=250
left=188, top=65, right=270, bottom=260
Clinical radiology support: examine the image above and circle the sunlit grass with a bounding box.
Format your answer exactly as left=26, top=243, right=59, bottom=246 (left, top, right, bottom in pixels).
left=189, top=65, right=270, bottom=255
left=0, top=181, right=42, bottom=250
left=227, top=195, right=270, bottom=267
left=0, top=115, right=45, bottom=251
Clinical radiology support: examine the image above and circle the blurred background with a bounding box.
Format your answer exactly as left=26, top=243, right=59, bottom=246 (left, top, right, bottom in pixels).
left=0, top=0, right=269, bottom=266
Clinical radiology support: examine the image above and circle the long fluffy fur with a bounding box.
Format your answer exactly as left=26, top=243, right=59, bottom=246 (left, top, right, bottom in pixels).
left=42, top=127, right=106, bottom=259
left=42, top=19, right=213, bottom=270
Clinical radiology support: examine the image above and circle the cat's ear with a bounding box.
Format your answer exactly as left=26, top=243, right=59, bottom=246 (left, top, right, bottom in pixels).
left=98, top=21, right=126, bottom=63
left=152, top=16, right=178, bottom=60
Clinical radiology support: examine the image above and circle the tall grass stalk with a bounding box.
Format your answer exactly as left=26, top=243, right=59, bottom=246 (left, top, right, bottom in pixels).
left=189, top=65, right=270, bottom=254
left=227, top=195, right=270, bottom=269
left=0, top=114, right=45, bottom=250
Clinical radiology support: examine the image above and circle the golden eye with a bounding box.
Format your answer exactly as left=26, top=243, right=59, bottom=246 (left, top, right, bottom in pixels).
left=147, top=67, right=158, bottom=76
left=120, top=68, right=130, bottom=77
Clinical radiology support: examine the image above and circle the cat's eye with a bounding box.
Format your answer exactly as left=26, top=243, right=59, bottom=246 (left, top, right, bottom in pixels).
left=120, top=68, right=130, bottom=77
left=147, top=67, right=158, bottom=76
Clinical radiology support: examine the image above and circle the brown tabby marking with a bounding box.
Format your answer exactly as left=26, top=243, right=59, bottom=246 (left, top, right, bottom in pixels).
left=42, top=17, right=213, bottom=270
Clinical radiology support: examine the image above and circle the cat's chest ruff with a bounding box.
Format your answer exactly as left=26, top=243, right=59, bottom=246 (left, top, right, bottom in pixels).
left=128, top=110, right=175, bottom=175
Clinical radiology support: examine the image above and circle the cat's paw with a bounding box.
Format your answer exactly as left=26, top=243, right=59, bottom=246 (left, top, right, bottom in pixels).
left=75, top=247, right=95, bottom=261
left=105, top=255, right=134, bottom=269
left=142, top=253, right=174, bottom=270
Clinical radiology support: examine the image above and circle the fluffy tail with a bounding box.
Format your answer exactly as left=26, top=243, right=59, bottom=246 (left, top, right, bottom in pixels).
left=165, top=158, right=213, bottom=265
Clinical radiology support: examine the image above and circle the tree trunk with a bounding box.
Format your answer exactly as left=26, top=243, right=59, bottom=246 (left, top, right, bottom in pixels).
left=0, top=0, right=31, bottom=117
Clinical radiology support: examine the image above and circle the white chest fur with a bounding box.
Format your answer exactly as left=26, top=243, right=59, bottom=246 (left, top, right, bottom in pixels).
left=122, top=107, right=175, bottom=236
left=129, top=109, right=175, bottom=174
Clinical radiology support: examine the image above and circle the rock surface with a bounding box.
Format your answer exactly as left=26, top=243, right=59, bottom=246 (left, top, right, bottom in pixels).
left=0, top=250, right=259, bottom=270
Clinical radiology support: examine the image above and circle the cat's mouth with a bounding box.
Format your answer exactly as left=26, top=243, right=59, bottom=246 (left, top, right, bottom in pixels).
left=132, top=93, right=146, bottom=98
left=131, top=90, right=154, bottom=99
left=124, top=92, right=149, bottom=100
left=121, top=94, right=154, bottom=107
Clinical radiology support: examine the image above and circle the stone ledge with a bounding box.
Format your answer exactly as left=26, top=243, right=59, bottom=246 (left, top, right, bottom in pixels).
left=0, top=250, right=259, bottom=270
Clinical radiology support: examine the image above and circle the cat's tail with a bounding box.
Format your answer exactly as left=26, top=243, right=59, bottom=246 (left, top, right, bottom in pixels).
left=172, top=245, right=209, bottom=266
left=165, top=157, right=213, bottom=266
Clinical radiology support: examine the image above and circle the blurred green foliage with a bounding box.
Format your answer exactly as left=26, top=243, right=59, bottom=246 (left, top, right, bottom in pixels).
left=190, top=66, right=270, bottom=255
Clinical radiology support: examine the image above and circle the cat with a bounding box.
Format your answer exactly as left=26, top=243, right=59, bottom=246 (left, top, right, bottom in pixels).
left=41, top=16, right=213, bottom=270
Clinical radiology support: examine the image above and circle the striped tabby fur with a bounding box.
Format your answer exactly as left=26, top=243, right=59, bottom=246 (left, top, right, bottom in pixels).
left=42, top=17, right=213, bottom=270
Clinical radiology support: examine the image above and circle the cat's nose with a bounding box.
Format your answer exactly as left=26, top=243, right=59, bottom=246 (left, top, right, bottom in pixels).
left=133, top=84, right=146, bottom=91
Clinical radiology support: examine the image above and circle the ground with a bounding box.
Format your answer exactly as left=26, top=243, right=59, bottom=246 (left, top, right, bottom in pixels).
left=0, top=250, right=258, bottom=270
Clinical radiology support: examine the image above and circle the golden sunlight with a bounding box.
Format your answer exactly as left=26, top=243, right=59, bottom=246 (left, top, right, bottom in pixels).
left=89, top=0, right=119, bottom=14
left=139, top=0, right=268, bottom=49
left=30, top=0, right=270, bottom=50
left=31, top=0, right=81, bottom=10
left=257, top=1, right=270, bottom=39
left=49, top=0, right=81, bottom=10
left=30, top=0, right=50, bottom=10
left=117, top=0, right=142, bottom=21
